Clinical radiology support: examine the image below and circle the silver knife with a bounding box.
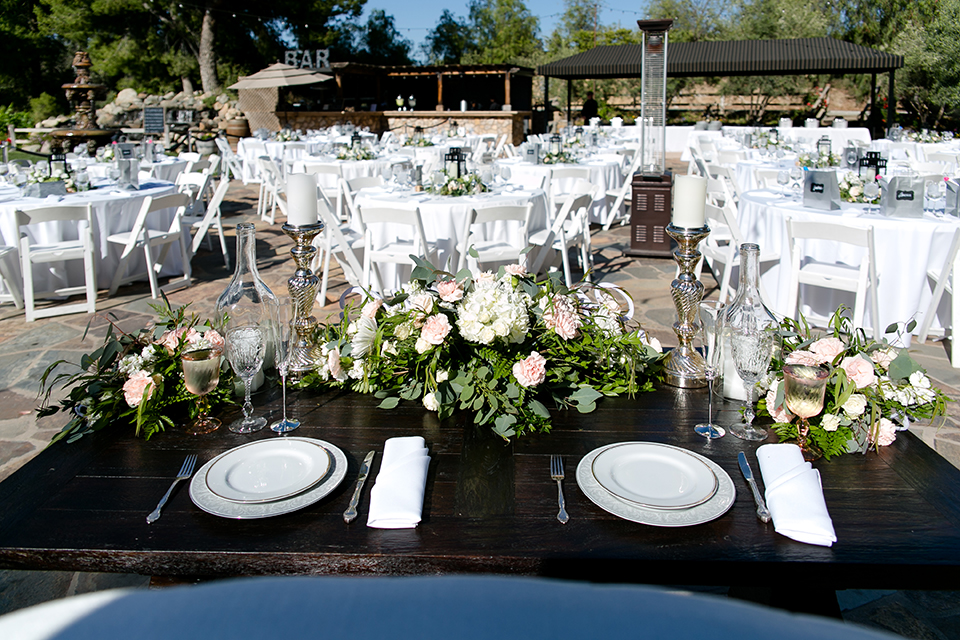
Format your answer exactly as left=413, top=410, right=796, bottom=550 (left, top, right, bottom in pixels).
left=738, top=451, right=772, bottom=523
left=343, top=450, right=376, bottom=524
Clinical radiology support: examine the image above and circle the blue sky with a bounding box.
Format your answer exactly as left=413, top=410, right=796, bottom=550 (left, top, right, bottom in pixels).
left=360, top=0, right=648, bottom=59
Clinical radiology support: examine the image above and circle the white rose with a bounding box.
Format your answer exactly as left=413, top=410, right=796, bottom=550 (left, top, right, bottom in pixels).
left=436, top=370, right=449, bottom=382
left=842, top=393, right=867, bottom=418
left=850, top=185, right=862, bottom=197
left=422, top=392, right=440, bottom=412
left=821, top=413, right=841, bottom=432
left=415, top=336, right=431, bottom=353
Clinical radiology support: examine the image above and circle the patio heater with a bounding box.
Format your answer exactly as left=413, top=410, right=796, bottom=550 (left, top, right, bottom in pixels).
left=626, top=19, right=674, bottom=258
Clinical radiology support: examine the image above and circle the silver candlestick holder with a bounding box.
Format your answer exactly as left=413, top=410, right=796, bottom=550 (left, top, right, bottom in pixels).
left=664, top=222, right=710, bottom=388
left=282, top=222, right=325, bottom=377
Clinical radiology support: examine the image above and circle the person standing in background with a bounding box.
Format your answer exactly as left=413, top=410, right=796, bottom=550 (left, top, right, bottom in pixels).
left=581, top=91, right=598, bottom=123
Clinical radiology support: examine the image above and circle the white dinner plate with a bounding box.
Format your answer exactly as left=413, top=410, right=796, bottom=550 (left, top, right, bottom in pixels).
left=591, top=442, right=718, bottom=510
left=577, top=442, right=735, bottom=527
left=205, top=438, right=332, bottom=503
left=190, top=438, right=347, bottom=519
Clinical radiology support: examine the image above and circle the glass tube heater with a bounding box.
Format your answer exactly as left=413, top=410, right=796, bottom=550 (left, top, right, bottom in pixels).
left=639, top=20, right=672, bottom=176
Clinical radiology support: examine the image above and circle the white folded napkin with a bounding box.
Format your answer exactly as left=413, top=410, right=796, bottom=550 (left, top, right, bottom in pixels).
left=366, top=436, right=431, bottom=529
left=756, top=444, right=837, bottom=547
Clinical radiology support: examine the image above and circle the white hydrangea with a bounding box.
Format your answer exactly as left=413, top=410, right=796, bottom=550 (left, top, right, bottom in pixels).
left=456, top=279, right=530, bottom=345
left=348, top=358, right=365, bottom=379
left=118, top=354, right=144, bottom=377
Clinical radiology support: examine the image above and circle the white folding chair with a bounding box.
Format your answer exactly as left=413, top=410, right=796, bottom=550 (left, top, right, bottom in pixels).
left=456, top=203, right=534, bottom=273
left=312, top=190, right=365, bottom=305
left=755, top=168, right=782, bottom=190
left=360, top=206, right=439, bottom=295
left=0, top=246, right=23, bottom=310
left=282, top=143, right=308, bottom=176
left=341, top=175, right=384, bottom=227
left=304, top=163, right=345, bottom=221
left=215, top=138, right=244, bottom=182
left=603, top=152, right=644, bottom=230
left=707, top=164, right=743, bottom=203
left=549, top=167, right=592, bottom=219
left=918, top=227, right=960, bottom=366
left=528, top=192, right=594, bottom=286
left=107, top=193, right=192, bottom=299
left=785, top=218, right=880, bottom=338
left=175, top=170, right=213, bottom=217
left=182, top=178, right=231, bottom=270
left=241, top=139, right=266, bottom=183
left=16, top=205, right=97, bottom=321
left=257, top=156, right=287, bottom=224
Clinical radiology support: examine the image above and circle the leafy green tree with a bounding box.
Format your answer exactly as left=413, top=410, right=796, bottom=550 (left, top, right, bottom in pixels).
left=0, top=0, right=69, bottom=109
left=422, top=10, right=472, bottom=64
left=644, top=0, right=727, bottom=42
left=462, top=0, right=542, bottom=65
left=350, top=9, right=413, bottom=65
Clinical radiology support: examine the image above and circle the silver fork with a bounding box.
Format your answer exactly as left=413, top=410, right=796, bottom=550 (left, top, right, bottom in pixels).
left=550, top=455, right=569, bottom=524
left=146, top=454, right=197, bottom=524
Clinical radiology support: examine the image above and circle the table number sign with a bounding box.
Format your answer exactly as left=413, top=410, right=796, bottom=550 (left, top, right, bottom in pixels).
left=879, top=176, right=924, bottom=218
left=802, top=169, right=841, bottom=211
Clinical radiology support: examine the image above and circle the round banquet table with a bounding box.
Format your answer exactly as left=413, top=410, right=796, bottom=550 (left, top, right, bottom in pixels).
left=497, top=156, right=622, bottom=224
left=736, top=188, right=956, bottom=339
left=294, top=156, right=399, bottom=188
left=354, top=186, right=549, bottom=292
left=237, top=138, right=327, bottom=182
left=0, top=181, right=182, bottom=298
left=84, top=159, right=189, bottom=185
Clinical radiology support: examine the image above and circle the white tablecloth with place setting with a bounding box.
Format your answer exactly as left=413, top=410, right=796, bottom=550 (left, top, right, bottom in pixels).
left=497, top=156, right=622, bottom=224
left=0, top=181, right=182, bottom=298
left=736, top=188, right=956, bottom=337
left=353, top=187, right=550, bottom=292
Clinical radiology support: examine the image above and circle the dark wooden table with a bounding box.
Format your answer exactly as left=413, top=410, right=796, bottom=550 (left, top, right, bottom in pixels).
left=2, top=384, right=960, bottom=593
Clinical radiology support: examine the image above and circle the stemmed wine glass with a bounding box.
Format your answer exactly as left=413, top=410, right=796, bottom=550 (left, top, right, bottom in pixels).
left=181, top=346, right=223, bottom=435
left=776, top=170, right=790, bottom=197
left=270, top=297, right=300, bottom=433
left=789, top=166, right=804, bottom=201
left=729, top=325, right=777, bottom=441
left=925, top=179, right=945, bottom=217
left=782, top=364, right=829, bottom=461
left=226, top=320, right=267, bottom=433
left=695, top=301, right=725, bottom=439
left=863, top=179, right=880, bottom=215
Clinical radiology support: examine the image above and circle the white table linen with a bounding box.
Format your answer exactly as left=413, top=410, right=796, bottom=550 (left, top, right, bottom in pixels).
left=0, top=182, right=181, bottom=296
left=367, top=436, right=431, bottom=529
left=736, top=188, right=956, bottom=337
left=498, top=156, right=622, bottom=223
left=757, top=444, right=837, bottom=547
left=354, top=186, right=549, bottom=292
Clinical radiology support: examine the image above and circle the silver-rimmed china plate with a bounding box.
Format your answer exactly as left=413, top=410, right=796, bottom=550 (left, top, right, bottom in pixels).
left=204, top=438, right=332, bottom=504
left=577, top=442, right=735, bottom=527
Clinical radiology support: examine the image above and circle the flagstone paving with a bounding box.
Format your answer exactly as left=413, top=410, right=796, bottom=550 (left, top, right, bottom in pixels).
left=1, top=168, right=960, bottom=637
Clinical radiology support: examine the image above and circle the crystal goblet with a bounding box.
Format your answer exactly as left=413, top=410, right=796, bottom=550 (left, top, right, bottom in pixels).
left=730, top=326, right=776, bottom=441
left=695, top=300, right=725, bottom=439
left=782, top=364, right=829, bottom=461
left=181, top=346, right=222, bottom=435
left=226, top=323, right=267, bottom=433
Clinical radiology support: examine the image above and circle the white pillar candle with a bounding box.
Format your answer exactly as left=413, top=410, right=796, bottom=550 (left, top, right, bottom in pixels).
left=286, top=173, right=318, bottom=226
left=672, top=174, right=707, bottom=228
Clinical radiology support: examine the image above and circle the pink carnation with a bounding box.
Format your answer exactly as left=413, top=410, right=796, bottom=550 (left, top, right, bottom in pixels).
left=202, top=329, right=225, bottom=349
left=513, top=351, right=547, bottom=388
left=361, top=298, right=383, bottom=319
left=504, top=264, right=526, bottom=277
left=420, top=313, right=452, bottom=345
left=785, top=350, right=821, bottom=366
left=841, top=355, right=877, bottom=389
left=158, top=327, right=188, bottom=353
left=869, top=417, right=897, bottom=446
left=871, top=347, right=897, bottom=371
left=328, top=348, right=346, bottom=381
left=542, top=296, right=581, bottom=340
left=123, top=370, right=157, bottom=408
left=809, top=337, right=846, bottom=363
left=436, top=280, right=464, bottom=303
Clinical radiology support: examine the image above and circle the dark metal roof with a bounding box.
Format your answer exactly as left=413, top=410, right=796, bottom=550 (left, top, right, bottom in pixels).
left=536, top=38, right=903, bottom=79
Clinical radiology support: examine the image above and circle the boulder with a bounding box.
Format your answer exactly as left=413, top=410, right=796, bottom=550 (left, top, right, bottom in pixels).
left=163, top=91, right=175, bottom=100
left=115, top=88, right=141, bottom=108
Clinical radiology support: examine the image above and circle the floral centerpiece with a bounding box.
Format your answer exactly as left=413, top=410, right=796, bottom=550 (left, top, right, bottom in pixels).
left=274, top=129, right=300, bottom=142
left=404, top=138, right=435, bottom=147
left=838, top=173, right=880, bottom=204
left=38, top=302, right=235, bottom=443
left=797, top=152, right=841, bottom=168
left=300, top=261, right=665, bottom=439
left=542, top=150, right=578, bottom=165
left=429, top=171, right=488, bottom=196
left=758, top=309, right=948, bottom=459
left=752, top=131, right=790, bottom=151
left=337, top=146, right=376, bottom=161
left=905, top=130, right=947, bottom=143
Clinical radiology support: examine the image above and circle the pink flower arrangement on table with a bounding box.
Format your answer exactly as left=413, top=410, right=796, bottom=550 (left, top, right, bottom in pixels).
left=38, top=302, right=235, bottom=443
left=303, top=258, right=664, bottom=439
left=758, top=309, right=949, bottom=459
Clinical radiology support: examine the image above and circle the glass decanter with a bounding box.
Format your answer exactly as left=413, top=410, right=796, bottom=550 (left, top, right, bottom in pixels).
left=722, top=243, right=779, bottom=441
left=216, top=222, right=279, bottom=374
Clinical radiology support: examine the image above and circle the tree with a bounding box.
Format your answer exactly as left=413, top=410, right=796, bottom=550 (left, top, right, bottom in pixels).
left=644, top=0, right=726, bottom=42
left=35, top=0, right=365, bottom=95
left=462, top=0, right=542, bottom=65
left=0, top=0, right=68, bottom=109
left=351, top=9, right=413, bottom=65
left=422, top=10, right=472, bottom=64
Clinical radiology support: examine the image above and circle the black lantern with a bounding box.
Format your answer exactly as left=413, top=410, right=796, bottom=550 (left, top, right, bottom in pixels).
left=549, top=134, right=562, bottom=156
left=445, top=147, right=466, bottom=178
left=413, top=126, right=424, bottom=143
left=50, top=152, right=68, bottom=178
left=449, top=120, right=458, bottom=137
left=817, top=136, right=832, bottom=161
left=859, top=151, right=887, bottom=180
left=351, top=131, right=362, bottom=149
left=769, top=128, right=779, bottom=145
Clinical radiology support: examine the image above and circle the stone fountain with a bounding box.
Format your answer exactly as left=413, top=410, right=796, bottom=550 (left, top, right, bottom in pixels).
left=50, top=51, right=115, bottom=153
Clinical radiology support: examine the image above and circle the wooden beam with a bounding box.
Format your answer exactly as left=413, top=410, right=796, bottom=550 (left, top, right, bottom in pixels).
left=437, top=73, right=444, bottom=111
left=504, top=71, right=512, bottom=107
